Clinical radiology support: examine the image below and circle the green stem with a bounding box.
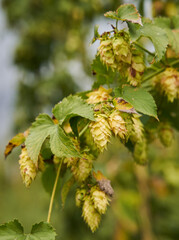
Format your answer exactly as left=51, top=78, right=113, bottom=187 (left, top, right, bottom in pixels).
left=170, top=58, right=179, bottom=66
left=142, top=68, right=165, bottom=82
left=134, top=42, right=155, bottom=56
left=79, top=123, right=90, bottom=137
left=47, top=160, right=62, bottom=223
left=116, top=20, right=118, bottom=30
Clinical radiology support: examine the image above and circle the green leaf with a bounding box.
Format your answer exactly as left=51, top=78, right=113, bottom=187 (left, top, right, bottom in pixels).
left=114, top=86, right=158, bottom=119
left=61, top=176, right=75, bottom=207
left=26, top=114, right=80, bottom=163
left=0, top=219, right=25, bottom=240
left=69, top=117, right=80, bottom=137
left=91, top=24, right=100, bottom=44
left=104, top=4, right=142, bottom=25
left=0, top=221, right=56, bottom=240
left=5, top=132, right=26, bottom=158
left=49, top=125, right=80, bottom=158
left=92, top=55, right=116, bottom=88
left=29, top=222, right=56, bottom=240
left=52, top=95, right=95, bottom=125
left=25, top=114, right=55, bottom=163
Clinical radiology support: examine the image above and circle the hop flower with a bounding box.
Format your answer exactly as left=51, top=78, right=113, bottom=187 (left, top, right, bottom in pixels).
left=112, top=33, right=132, bottom=66
left=133, top=140, right=147, bottom=165
left=130, top=116, right=144, bottom=143
left=82, top=195, right=101, bottom=232
left=91, top=186, right=110, bottom=214
left=86, top=86, right=112, bottom=104
left=64, top=157, right=78, bottom=168
left=37, top=155, right=45, bottom=172
left=90, top=114, right=111, bottom=152
left=127, top=51, right=145, bottom=86
left=158, top=123, right=174, bottom=147
left=75, top=188, right=87, bottom=207
left=71, top=154, right=93, bottom=182
left=108, top=110, right=127, bottom=139
left=19, top=147, right=37, bottom=187
left=98, top=38, right=117, bottom=70
left=153, top=68, right=179, bottom=102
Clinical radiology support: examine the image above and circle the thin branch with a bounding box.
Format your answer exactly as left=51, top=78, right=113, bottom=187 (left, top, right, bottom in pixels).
left=47, top=160, right=62, bottom=223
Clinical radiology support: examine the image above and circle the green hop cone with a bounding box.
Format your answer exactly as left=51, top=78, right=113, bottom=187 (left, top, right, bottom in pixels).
left=86, top=86, right=112, bottom=104
left=133, top=140, right=148, bottom=165
left=130, top=115, right=144, bottom=143
left=71, top=154, right=93, bottom=182
left=19, top=147, right=37, bottom=187
left=108, top=110, right=127, bottom=139
left=82, top=195, right=101, bottom=232
left=75, top=188, right=87, bottom=207
left=153, top=68, right=179, bottom=102
left=64, top=157, right=78, bottom=168
left=158, top=123, right=174, bottom=147
left=90, top=114, right=111, bottom=152
left=127, top=50, right=145, bottom=86
left=91, top=186, right=110, bottom=214
left=98, top=38, right=117, bottom=71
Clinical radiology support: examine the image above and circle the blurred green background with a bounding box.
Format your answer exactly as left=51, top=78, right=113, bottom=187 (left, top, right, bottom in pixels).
left=0, top=0, right=179, bottom=239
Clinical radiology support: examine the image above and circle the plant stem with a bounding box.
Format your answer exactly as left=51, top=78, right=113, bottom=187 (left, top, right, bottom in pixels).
left=134, top=42, right=155, bottom=56
left=79, top=123, right=90, bottom=137
left=170, top=58, right=179, bottom=66
left=47, top=160, right=62, bottom=223
left=142, top=68, right=165, bottom=82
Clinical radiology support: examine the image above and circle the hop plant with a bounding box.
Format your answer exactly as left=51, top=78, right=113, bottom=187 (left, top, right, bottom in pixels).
left=153, top=68, right=179, bottom=102
left=108, top=110, right=127, bottom=139
left=82, top=195, right=101, bottom=232
left=127, top=50, right=145, bottom=86
left=86, top=86, right=112, bottom=104
left=90, top=114, right=111, bottom=152
left=158, top=123, right=174, bottom=147
left=91, top=186, right=110, bottom=214
left=19, top=147, right=37, bottom=187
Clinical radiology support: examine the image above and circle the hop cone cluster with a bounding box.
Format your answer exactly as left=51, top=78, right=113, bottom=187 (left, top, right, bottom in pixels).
left=108, top=110, right=127, bottom=139
left=127, top=51, right=145, bottom=86
left=19, top=147, right=37, bottom=187
left=86, top=86, right=112, bottom=104
left=90, top=114, right=111, bottom=152
left=77, top=185, right=110, bottom=232
left=98, top=31, right=131, bottom=72
left=153, top=68, right=179, bottom=102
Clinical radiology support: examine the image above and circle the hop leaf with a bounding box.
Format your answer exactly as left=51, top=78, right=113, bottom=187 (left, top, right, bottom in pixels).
left=108, top=110, right=127, bottom=139
left=19, top=147, right=37, bottom=187
left=90, top=114, right=111, bottom=152
left=82, top=195, right=101, bottom=232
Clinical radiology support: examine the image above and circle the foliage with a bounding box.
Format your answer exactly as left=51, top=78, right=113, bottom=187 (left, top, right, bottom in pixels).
left=2, top=2, right=179, bottom=239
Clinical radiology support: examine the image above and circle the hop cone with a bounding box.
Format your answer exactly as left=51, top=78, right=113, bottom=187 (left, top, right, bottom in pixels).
left=71, top=154, right=93, bottom=182
left=133, top=140, right=147, bottom=165
left=82, top=195, right=101, bottom=232
left=90, top=114, right=111, bottom=152
left=19, top=147, right=37, bottom=187
left=91, top=186, right=110, bottom=214
left=153, top=68, right=179, bottom=102
left=37, top=155, right=45, bottom=172
left=64, top=157, right=78, bottom=168
left=112, top=32, right=132, bottom=67
left=158, top=123, right=174, bottom=147
left=127, top=51, right=145, bottom=86
left=108, top=110, right=127, bottom=139
left=98, top=38, right=117, bottom=70
left=130, top=116, right=144, bottom=143
left=75, top=188, right=87, bottom=207
left=86, top=86, right=112, bottom=104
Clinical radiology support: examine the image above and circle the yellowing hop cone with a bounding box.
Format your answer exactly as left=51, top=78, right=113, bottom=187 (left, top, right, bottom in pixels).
left=90, top=114, right=111, bottom=152
left=19, top=147, right=37, bottom=187
left=108, top=110, right=127, bottom=139
left=86, top=86, right=112, bottom=104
